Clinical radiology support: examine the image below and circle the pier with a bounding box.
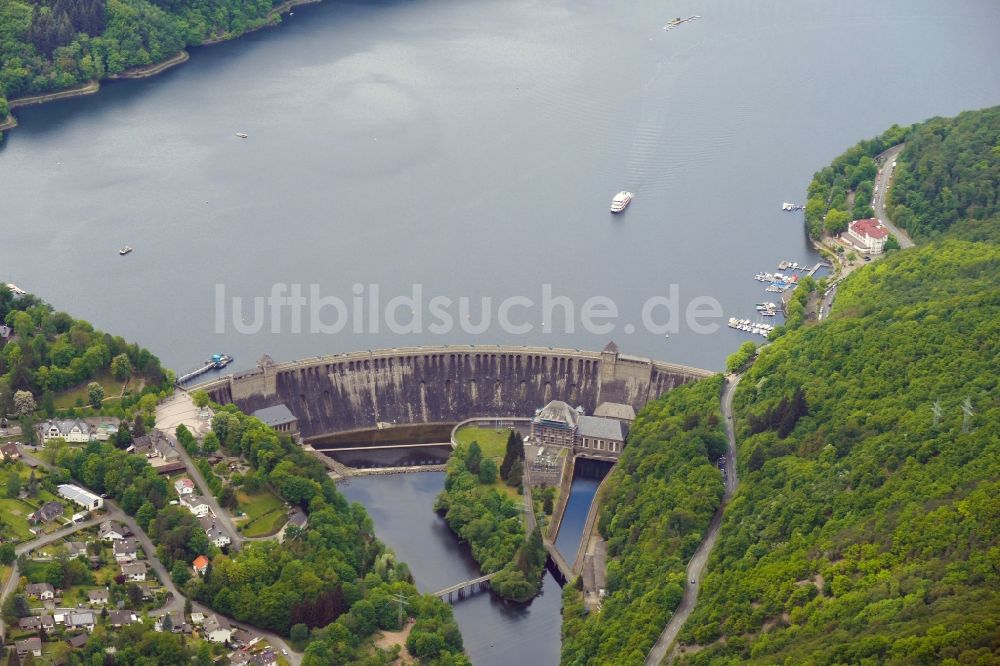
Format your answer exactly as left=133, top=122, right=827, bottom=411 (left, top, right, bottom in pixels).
left=176, top=354, right=232, bottom=385
left=433, top=573, right=496, bottom=603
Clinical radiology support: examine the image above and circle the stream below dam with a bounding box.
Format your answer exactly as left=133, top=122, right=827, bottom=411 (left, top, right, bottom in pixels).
left=341, top=472, right=577, bottom=666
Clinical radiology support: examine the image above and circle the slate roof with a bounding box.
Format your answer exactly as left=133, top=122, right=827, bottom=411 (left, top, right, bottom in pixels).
left=252, top=404, right=297, bottom=427
left=576, top=415, right=629, bottom=441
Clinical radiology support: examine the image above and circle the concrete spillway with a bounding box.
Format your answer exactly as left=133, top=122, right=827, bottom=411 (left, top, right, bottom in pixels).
left=194, top=343, right=713, bottom=441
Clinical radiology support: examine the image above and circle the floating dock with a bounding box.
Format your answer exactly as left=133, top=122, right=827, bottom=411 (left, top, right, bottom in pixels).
left=176, top=354, right=233, bottom=385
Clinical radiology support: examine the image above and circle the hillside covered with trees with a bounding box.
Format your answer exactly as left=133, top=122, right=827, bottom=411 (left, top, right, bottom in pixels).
left=887, top=105, right=1000, bottom=242
left=678, top=238, right=998, bottom=665
left=0, top=285, right=169, bottom=422
left=0, top=0, right=288, bottom=126
left=561, top=375, right=727, bottom=664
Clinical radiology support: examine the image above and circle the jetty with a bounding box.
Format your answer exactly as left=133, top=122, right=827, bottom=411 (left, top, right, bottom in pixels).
left=176, top=354, right=233, bottom=385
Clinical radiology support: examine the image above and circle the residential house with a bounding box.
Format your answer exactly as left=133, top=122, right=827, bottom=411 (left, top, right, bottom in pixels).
left=174, top=477, right=195, bottom=495
left=157, top=610, right=189, bottom=634
left=0, top=324, right=11, bottom=339
left=40, top=419, right=92, bottom=443
left=120, top=561, right=148, bottom=582
left=190, top=612, right=206, bottom=625
left=58, top=483, right=104, bottom=511
left=100, top=520, right=128, bottom=541
left=91, top=420, right=119, bottom=442
left=18, top=614, right=55, bottom=631
left=181, top=494, right=211, bottom=518
left=113, top=538, right=139, bottom=563
left=87, top=588, right=109, bottom=605
left=202, top=614, right=233, bottom=643
left=26, top=583, right=55, bottom=600
left=192, top=555, right=210, bottom=576
left=0, top=441, right=20, bottom=461
left=29, top=501, right=65, bottom=525
left=16, top=637, right=42, bottom=658
left=65, top=541, right=88, bottom=559
left=843, top=217, right=889, bottom=254
left=199, top=516, right=230, bottom=548
left=231, top=648, right=278, bottom=666
left=67, top=633, right=90, bottom=649
left=108, top=610, right=139, bottom=628
left=66, top=610, right=96, bottom=632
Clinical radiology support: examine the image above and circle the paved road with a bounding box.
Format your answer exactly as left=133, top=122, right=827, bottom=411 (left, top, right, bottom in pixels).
left=155, top=393, right=244, bottom=550
left=645, top=374, right=742, bottom=666
left=5, top=444, right=300, bottom=663
left=873, top=144, right=914, bottom=248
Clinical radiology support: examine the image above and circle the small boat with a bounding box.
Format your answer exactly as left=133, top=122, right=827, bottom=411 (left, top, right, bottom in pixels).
left=236, top=132, right=249, bottom=139
left=610, top=191, right=633, bottom=213
left=119, top=246, right=133, bottom=256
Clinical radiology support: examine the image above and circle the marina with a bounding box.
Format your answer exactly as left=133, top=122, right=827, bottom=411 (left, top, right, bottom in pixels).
left=727, top=317, right=775, bottom=338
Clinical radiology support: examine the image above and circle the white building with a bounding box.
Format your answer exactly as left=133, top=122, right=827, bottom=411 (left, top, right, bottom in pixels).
left=58, top=484, right=104, bottom=511
left=203, top=614, right=232, bottom=643
left=41, top=419, right=92, bottom=442
left=199, top=516, right=231, bottom=548
left=181, top=494, right=211, bottom=518
left=174, top=478, right=195, bottom=495
left=844, top=218, right=889, bottom=254
left=120, top=561, right=147, bottom=582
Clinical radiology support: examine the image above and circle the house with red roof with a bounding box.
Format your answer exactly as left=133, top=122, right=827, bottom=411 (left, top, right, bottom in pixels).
left=843, top=218, right=889, bottom=254
left=192, top=555, right=210, bottom=576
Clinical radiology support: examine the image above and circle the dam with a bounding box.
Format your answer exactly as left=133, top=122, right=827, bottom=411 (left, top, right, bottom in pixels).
left=193, top=342, right=714, bottom=442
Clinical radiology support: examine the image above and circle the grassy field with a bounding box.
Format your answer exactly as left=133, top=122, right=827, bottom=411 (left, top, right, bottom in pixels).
left=453, top=426, right=514, bottom=460
left=236, top=490, right=287, bottom=537
left=53, top=371, right=125, bottom=409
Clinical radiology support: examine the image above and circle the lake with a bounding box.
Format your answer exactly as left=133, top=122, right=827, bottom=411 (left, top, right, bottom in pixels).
left=3, top=0, right=998, bottom=375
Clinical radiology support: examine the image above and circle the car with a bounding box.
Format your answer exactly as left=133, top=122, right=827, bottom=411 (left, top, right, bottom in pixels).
left=282, top=649, right=288, bottom=655
left=864, top=256, right=871, bottom=262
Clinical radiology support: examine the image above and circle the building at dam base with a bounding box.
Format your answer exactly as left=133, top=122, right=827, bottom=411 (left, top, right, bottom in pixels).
left=196, top=342, right=714, bottom=441
left=530, top=400, right=630, bottom=461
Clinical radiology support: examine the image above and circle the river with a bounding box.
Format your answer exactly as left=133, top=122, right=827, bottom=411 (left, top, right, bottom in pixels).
left=341, top=472, right=563, bottom=666
left=3, top=0, right=998, bottom=375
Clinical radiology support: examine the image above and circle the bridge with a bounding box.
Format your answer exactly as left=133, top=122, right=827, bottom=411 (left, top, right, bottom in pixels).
left=192, top=343, right=714, bottom=442
left=433, top=573, right=496, bottom=603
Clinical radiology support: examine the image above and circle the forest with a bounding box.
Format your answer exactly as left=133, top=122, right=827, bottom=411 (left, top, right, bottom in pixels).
left=434, top=440, right=546, bottom=602
left=0, top=0, right=283, bottom=123
left=887, top=105, right=1000, bottom=242
left=678, top=240, right=999, bottom=665
left=560, top=375, right=727, bottom=665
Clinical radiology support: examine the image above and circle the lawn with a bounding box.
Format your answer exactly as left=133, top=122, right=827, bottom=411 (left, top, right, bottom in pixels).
left=453, top=426, right=514, bottom=461
left=52, top=371, right=127, bottom=409
left=236, top=490, right=287, bottom=538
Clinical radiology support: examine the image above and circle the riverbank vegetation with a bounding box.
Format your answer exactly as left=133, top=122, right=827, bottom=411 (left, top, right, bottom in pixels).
left=560, top=375, right=727, bottom=664
left=0, top=285, right=170, bottom=430
left=435, top=440, right=544, bottom=601
left=0, top=0, right=294, bottom=129
left=886, top=105, right=1000, bottom=242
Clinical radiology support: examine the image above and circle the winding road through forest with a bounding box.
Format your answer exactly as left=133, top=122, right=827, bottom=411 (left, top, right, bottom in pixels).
left=644, top=373, right=742, bottom=665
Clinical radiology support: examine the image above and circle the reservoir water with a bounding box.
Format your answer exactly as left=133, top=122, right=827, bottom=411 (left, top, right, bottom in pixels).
left=341, top=473, right=563, bottom=666
left=2, top=0, right=998, bottom=374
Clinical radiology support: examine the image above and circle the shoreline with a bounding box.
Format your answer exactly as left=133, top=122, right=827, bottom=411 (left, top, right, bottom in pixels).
left=0, top=0, right=321, bottom=135
left=107, top=50, right=190, bottom=80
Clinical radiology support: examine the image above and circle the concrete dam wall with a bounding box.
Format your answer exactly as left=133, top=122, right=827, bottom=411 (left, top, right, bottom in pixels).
left=195, top=344, right=714, bottom=441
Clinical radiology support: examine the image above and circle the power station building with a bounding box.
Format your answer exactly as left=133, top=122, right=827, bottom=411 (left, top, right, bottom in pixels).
left=530, top=400, right=630, bottom=460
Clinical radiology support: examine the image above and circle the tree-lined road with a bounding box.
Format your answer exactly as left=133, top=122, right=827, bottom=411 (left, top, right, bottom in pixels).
left=873, top=144, right=914, bottom=249
left=645, top=374, right=742, bottom=666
